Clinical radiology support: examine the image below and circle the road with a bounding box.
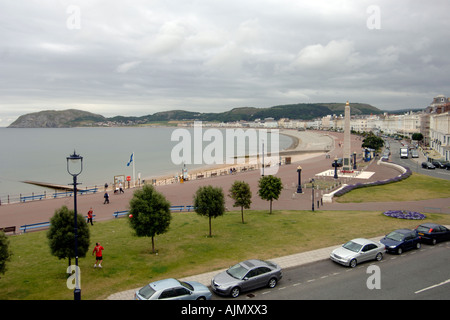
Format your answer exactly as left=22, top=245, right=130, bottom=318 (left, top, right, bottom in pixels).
left=389, top=139, right=450, bottom=180
left=214, top=241, right=450, bottom=300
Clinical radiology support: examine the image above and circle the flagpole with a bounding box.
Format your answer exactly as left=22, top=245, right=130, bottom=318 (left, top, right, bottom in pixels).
left=132, top=152, right=136, bottom=188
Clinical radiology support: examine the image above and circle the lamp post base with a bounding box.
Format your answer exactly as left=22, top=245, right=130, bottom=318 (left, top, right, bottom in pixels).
left=74, top=289, right=81, bottom=300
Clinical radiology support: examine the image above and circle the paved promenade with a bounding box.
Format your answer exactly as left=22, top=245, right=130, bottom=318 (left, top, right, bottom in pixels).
left=0, top=130, right=448, bottom=300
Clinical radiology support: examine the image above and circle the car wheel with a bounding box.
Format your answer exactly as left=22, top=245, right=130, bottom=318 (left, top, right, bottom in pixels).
left=375, top=252, right=383, bottom=261
left=349, top=259, right=357, bottom=268
left=196, top=296, right=206, bottom=300
left=230, top=287, right=240, bottom=298
left=432, top=238, right=437, bottom=245
left=416, top=242, right=421, bottom=249
left=268, top=278, right=277, bottom=288
left=397, top=247, right=403, bottom=255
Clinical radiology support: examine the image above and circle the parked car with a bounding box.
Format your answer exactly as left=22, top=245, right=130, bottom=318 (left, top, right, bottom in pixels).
left=135, top=278, right=212, bottom=300
left=380, top=229, right=421, bottom=254
left=330, top=238, right=385, bottom=268
left=415, top=223, right=450, bottom=245
left=444, top=162, right=450, bottom=170
left=211, top=259, right=282, bottom=298
left=421, top=162, right=435, bottom=169
left=432, top=161, right=445, bottom=168
left=332, top=158, right=343, bottom=167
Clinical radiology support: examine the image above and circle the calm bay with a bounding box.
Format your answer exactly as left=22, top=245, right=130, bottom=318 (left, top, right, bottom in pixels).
left=0, top=127, right=293, bottom=201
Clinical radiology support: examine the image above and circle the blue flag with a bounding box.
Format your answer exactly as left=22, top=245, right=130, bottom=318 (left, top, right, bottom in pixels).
left=127, top=153, right=133, bottom=166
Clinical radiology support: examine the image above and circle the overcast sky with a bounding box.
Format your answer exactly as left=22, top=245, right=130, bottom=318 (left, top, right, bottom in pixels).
left=1, top=0, right=449, bottom=126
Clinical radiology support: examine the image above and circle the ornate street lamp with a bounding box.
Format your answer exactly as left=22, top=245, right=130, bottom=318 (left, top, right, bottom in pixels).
left=67, top=151, right=83, bottom=300
left=296, top=166, right=303, bottom=193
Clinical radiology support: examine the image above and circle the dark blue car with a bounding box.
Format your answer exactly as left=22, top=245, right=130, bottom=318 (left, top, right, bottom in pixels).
left=415, top=223, right=450, bottom=245
left=380, top=229, right=421, bottom=254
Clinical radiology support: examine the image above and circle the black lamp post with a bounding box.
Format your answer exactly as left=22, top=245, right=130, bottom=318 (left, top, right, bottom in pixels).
left=353, top=152, right=357, bottom=170
left=296, top=166, right=303, bottom=193
left=333, top=157, right=338, bottom=179
left=311, top=178, right=315, bottom=212
left=67, top=151, right=83, bottom=300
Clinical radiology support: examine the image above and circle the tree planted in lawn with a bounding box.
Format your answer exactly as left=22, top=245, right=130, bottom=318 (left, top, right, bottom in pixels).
left=258, top=175, right=283, bottom=214
left=229, top=180, right=252, bottom=223
left=47, top=205, right=90, bottom=266
left=0, top=231, right=12, bottom=277
left=194, top=185, right=225, bottom=237
left=128, top=185, right=172, bottom=254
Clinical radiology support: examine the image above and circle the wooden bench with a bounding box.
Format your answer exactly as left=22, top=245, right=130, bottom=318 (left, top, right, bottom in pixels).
left=20, top=222, right=50, bottom=233
left=0, top=226, right=16, bottom=235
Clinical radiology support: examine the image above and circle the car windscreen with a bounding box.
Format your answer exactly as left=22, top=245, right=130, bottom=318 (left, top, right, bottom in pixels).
left=386, top=231, right=405, bottom=241
left=227, top=263, right=249, bottom=280
left=343, top=241, right=363, bottom=253
left=138, top=284, right=157, bottom=299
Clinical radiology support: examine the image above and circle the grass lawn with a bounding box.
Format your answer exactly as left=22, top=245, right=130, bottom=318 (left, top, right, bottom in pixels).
left=1, top=209, right=450, bottom=300
left=336, top=173, right=450, bottom=203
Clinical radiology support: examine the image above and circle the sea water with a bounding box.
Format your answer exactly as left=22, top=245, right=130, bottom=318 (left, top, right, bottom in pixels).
left=0, top=127, right=293, bottom=200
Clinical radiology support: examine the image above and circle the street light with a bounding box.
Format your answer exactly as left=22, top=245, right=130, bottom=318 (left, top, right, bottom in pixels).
left=311, top=178, right=315, bottom=211
left=67, top=150, right=83, bottom=300
left=296, top=166, right=303, bottom=193
left=353, top=152, right=357, bottom=170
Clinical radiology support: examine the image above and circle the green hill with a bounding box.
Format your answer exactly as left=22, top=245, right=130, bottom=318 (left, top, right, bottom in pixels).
left=8, top=102, right=383, bottom=128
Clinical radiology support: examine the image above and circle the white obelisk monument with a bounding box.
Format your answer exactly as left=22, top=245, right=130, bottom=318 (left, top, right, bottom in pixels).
left=343, top=101, right=351, bottom=171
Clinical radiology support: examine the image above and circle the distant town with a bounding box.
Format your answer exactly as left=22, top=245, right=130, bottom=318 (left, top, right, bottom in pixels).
left=175, top=95, right=449, bottom=162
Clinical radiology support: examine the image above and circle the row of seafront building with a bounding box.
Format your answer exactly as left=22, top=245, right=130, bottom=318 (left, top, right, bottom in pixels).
left=181, top=95, right=450, bottom=162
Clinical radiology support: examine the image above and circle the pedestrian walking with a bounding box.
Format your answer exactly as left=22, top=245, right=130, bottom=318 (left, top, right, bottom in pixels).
left=92, top=242, right=104, bottom=268
left=87, top=207, right=94, bottom=225
left=119, top=182, right=124, bottom=193
left=103, top=192, right=110, bottom=204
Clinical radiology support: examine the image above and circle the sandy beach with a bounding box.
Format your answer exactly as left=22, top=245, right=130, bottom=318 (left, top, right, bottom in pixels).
left=142, top=129, right=335, bottom=186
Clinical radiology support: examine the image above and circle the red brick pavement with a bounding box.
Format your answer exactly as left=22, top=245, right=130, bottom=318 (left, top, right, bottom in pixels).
left=0, top=131, right=448, bottom=231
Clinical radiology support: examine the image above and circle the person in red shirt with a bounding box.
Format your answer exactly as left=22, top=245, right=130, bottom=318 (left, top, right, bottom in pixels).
left=87, top=207, right=94, bottom=226
left=92, top=242, right=104, bottom=268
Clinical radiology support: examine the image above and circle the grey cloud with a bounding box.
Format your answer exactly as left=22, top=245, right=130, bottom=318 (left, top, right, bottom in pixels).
left=1, top=0, right=449, bottom=125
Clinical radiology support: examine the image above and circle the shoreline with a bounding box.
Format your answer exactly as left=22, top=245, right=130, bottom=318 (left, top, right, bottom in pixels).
left=1, top=129, right=332, bottom=204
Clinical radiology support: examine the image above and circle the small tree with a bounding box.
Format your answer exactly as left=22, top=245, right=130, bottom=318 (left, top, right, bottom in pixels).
left=258, top=175, right=283, bottom=214
left=0, top=231, right=12, bottom=278
left=194, top=185, right=225, bottom=237
left=412, top=133, right=423, bottom=142
left=128, top=184, right=172, bottom=254
left=361, top=133, right=384, bottom=151
left=229, top=181, right=252, bottom=223
left=47, top=206, right=90, bottom=266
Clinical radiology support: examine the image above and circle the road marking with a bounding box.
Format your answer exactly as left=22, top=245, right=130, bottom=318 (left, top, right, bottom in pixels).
left=307, top=279, right=315, bottom=283
left=415, top=279, right=450, bottom=294
left=293, top=283, right=301, bottom=287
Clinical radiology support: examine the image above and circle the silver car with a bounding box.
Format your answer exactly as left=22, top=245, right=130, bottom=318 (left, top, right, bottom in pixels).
left=330, top=238, right=385, bottom=268
left=135, top=278, right=212, bottom=300
left=211, top=259, right=282, bottom=298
